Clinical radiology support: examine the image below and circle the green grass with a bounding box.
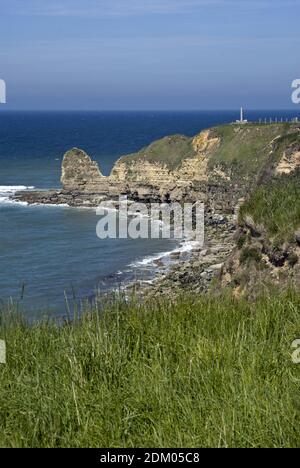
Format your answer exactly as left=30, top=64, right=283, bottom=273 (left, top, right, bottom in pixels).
left=240, top=246, right=263, bottom=265
left=116, top=123, right=299, bottom=178
left=1, top=291, right=300, bottom=448
left=118, top=134, right=197, bottom=171
left=208, top=123, right=292, bottom=177
left=239, top=171, right=300, bottom=243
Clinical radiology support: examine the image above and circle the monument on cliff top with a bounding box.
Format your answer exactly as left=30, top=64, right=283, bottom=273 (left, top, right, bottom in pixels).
left=236, top=107, right=248, bottom=124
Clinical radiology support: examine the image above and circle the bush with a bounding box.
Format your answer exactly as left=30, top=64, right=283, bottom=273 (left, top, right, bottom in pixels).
left=288, top=253, right=299, bottom=268
left=237, top=233, right=247, bottom=249
left=240, top=247, right=262, bottom=265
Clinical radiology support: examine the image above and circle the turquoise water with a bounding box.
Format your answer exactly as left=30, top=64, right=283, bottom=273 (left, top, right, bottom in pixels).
left=0, top=111, right=298, bottom=317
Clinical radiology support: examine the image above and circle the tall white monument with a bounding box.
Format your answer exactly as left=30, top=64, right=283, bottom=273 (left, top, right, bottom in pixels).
left=236, top=107, right=248, bottom=124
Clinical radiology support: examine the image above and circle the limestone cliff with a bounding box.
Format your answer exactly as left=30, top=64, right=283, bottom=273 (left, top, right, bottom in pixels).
left=61, top=148, right=108, bottom=193
left=58, top=123, right=300, bottom=211
left=14, top=122, right=300, bottom=213
left=58, top=130, right=221, bottom=205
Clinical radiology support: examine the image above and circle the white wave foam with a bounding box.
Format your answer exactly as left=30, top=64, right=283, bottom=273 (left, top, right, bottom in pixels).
left=0, top=185, right=71, bottom=208
left=0, top=196, right=28, bottom=206
left=31, top=202, right=69, bottom=208
left=0, top=185, right=35, bottom=206
left=0, top=185, right=34, bottom=193
left=129, top=239, right=202, bottom=268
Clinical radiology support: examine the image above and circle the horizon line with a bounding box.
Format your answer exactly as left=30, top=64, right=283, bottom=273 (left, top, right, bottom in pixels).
left=0, top=108, right=299, bottom=113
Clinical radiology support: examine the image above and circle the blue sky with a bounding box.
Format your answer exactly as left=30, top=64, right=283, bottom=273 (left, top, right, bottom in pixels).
left=0, top=0, right=299, bottom=110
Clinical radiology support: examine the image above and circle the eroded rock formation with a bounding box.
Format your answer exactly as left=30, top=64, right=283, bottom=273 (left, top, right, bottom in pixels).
left=13, top=122, right=300, bottom=214
left=61, top=148, right=109, bottom=193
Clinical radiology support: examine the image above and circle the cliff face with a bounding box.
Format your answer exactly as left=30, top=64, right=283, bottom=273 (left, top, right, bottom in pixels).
left=13, top=122, right=300, bottom=212
left=108, top=129, right=220, bottom=203
left=59, top=130, right=220, bottom=206
left=61, top=148, right=109, bottom=193
left=59, top=123, right=300, bottom=212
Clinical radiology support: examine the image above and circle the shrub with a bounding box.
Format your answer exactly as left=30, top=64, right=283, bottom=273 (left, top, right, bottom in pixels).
left=240, top=247, right=262, bottom=265
left=288, top=253, right=299, bottom=268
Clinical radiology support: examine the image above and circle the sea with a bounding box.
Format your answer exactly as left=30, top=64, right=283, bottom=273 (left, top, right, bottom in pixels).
left=0, top=110, right=298, bottom=318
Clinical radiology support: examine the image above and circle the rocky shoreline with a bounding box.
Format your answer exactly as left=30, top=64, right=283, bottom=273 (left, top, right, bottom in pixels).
left=10, top=122, right=300, bottom=302
left=9, top=186, right=239, bottom=302
left=12, top=188, right=110, bottom=207
left=125, top=213, right=236, bottom=299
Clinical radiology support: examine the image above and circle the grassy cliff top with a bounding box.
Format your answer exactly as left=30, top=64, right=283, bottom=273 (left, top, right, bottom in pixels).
left=117, top=122, right=300, bottom=174
left=210, top=123, right=294, bottom=170
left=117, top=134, right=197, bottom=171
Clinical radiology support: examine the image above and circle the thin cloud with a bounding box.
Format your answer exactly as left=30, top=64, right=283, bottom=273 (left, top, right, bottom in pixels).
left=3, top=0, right=297, bottom=18
left=2, top=0, right=220, bottom=17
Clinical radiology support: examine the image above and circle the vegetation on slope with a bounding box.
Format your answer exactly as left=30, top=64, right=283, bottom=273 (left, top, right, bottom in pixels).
left=209, top=123, right=300, bottom=185
left=0, top=292, right=300, bottom=448
left=119, top=123, right=299, bottom=179
left=120, top=134, right=196, bottom=171
left=239, top=170, right=300, bottom=243
left=209, top=123, right=294, bottom=176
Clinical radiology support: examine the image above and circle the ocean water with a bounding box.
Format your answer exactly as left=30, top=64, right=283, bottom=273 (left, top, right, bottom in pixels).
left=0, top=110, right=299, bottom=317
